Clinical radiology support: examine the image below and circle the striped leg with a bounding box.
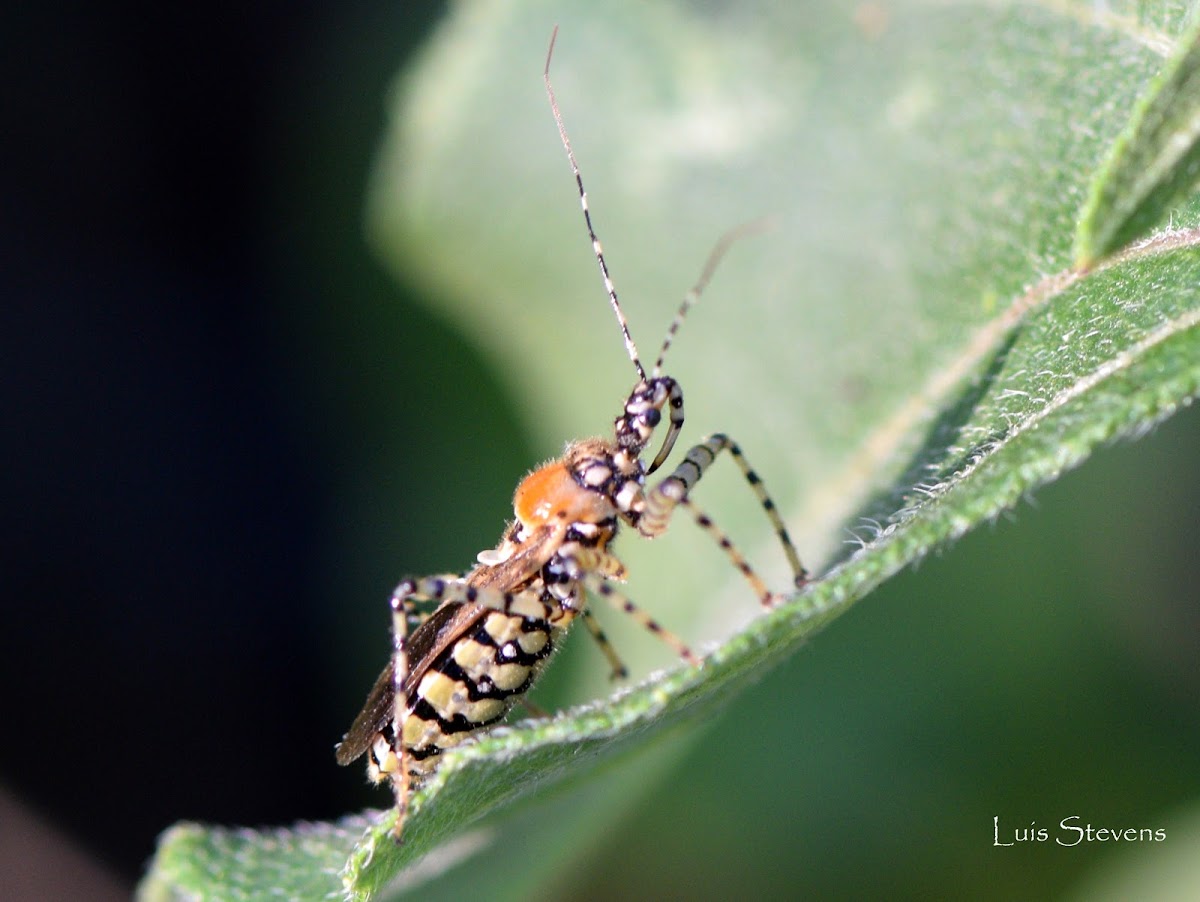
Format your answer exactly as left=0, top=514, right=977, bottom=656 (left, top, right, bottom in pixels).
left=565, top=546, right=628, bottom=581
left=548, top=546, right=631, bottom=677
left=393, top=575, right=558, bottom=619
left=552, top=547, right=631, bottom=678
left=583, top=574, right=698, bottom=665
left=638, top=433, right=808, bottom=607
left=395, top=572, right=459, bottom=631
left=384, top=572, right=473, bottom=837
left=387, top=581, right=414, bottom=839
left=581, top=608, right=630, bottom=679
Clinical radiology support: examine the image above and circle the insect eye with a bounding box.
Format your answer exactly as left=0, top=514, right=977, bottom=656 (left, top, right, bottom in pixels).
left=643, top=408, right=661, bottom=427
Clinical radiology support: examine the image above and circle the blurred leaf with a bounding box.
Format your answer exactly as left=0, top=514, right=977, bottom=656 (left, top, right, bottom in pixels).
left=1063, top=799, right=1200, bottom=901
left=138, top=816, right=375, bottom=901
left=140, top=1, right=1200, bottom=899
left=1076, top=10, right=1200, bottom=267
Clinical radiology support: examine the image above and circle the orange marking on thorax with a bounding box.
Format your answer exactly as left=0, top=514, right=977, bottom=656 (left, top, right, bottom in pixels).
left=514, top=460, right=611, bottom=528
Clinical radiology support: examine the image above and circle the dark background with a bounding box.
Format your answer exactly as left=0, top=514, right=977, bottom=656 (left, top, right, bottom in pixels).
left=0, top=2, right=488, bottom=892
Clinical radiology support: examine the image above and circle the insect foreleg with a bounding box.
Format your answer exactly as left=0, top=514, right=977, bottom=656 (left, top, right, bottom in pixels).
left=638, top=433, right=808, bottom=607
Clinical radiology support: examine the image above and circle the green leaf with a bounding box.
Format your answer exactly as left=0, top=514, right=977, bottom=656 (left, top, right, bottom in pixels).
left=138, top=816, right=376, bottom=901
left=140, top=2, right=1200, bottom=899
left=1075, top=10, right=1200, bottom=267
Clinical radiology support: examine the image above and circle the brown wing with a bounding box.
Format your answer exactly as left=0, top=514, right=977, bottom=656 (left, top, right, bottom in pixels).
left=399, top=600, right=480, bottom=695
left=467, top=524, right=564, bottom=590
left=337, top=527, right=564, bottom=766
left=334, top=657, right=394, bottom=765
left=335, top=600, right=486, bottom=765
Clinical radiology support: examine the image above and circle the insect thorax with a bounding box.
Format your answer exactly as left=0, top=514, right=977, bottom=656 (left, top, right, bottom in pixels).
left=380, top=444, right=632, bottom=782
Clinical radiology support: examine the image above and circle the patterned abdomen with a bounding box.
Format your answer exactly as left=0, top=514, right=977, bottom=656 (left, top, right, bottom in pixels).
left=403, top=602, right=573, bottom=776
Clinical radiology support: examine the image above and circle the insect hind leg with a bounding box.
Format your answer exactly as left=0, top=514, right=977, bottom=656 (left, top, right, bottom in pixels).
left=638, top=433, right=808, bottom=607
left=383, top=580, right=417, bottom=840
left=384, top=575, right=464, bottom=838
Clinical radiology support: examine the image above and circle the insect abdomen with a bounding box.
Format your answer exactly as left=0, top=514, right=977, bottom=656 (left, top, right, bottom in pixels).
left=402, top=608, right=565, bottom=774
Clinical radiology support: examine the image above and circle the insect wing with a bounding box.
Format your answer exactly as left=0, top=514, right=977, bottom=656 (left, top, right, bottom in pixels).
left=334, top=659, right=394, bottom=765
left=467, top=525, right=561, bottom=591
left=335, top=600, right=492, bottom=765
left=400, top=600, right=487, bottom=695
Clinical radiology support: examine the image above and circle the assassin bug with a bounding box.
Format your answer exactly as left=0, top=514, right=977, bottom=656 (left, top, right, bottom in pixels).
left=335, top=28, right=808, bottom=840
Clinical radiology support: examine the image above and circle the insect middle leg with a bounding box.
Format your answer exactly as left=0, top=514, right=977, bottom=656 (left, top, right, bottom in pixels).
left=580, top=608, right=630, bottom=680
left=553, top=545, right=634, bottom=678
left=582, top=574, right=699, bottom=665
left=638, top=433, right=808, bottom=607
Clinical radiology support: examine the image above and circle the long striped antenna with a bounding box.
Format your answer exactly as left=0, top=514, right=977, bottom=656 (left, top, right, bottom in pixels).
left=651, top=216, right=777, bottom=378
left=544, top=26, right=647, bottom=383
